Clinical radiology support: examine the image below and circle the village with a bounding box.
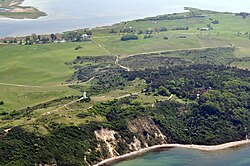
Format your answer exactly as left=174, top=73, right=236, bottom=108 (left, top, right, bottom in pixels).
left=1, top=30, right=92, bottom=45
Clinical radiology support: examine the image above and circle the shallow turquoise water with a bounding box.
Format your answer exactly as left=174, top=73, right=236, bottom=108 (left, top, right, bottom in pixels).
left=116, top=145, right=250, bottom=166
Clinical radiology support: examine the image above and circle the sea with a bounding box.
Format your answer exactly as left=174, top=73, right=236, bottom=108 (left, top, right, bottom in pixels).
left=116, top=145, right=250, bottom=166
left=1, top=0, right=250, bottom=38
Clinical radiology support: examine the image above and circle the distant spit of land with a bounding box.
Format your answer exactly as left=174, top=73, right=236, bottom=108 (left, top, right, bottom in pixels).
left=0, top=0, right=47, bottom=19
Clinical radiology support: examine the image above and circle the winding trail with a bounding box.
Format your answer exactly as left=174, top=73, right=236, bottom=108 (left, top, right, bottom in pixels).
left=115, top=54, right=130, bottom=71
left=92, top=39, right=130, bottom=71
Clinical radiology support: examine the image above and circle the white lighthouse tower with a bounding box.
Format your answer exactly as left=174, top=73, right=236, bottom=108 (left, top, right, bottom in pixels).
left=83, top=91, right=88, bottom=99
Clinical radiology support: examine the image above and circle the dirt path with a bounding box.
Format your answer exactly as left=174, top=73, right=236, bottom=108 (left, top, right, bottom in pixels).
left=0, top=82, right=43, bottom=88
left=115, top=54, right=130, bottom=71
left=0, top=77, right=95, bottom=89
left=92, top=39, right=130, bottom=71
left=55, top=92, right=140, bottom=113
left=120, top=46, right=236, bottom=59
left=115, top=92, right=139, bottom=99
left=55, top=97, right=84, bottom=111
left=167, top=94, right=174, bottom=100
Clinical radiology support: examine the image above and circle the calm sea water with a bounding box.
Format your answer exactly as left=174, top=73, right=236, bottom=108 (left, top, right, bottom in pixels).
left=1, top=0, right=250, bottom=37
left=116, top=145, right=250, bottom=166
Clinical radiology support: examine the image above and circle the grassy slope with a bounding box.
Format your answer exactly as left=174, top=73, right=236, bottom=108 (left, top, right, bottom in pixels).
left=0, top=42, right=107, bottom=85
left=92, top=13, right=250, bottom=57
left=0, top=79, right=147, bottom=130
left=0, top=42, right=108, bottom=112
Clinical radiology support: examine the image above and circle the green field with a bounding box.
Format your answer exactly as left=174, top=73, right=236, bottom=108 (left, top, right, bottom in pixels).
left=0, top=42, right=108, bottom=85
left=90, top=11, right=250, bottom=57
left=0, top=8, right=250, bottom=122
left=0, top=42, right=108, bottom=112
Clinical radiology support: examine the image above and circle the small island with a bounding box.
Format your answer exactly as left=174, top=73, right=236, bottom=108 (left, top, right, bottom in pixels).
left=0, top=0, right=47, bottom=19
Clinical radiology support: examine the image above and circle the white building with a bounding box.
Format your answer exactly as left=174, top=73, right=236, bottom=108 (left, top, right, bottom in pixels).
left=83, top=91, right=88, bottom=99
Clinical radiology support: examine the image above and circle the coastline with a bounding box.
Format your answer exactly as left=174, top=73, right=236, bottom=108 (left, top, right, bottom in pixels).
left=0, top=0, right=47, bottom=19
left=0, top=1, right=186, bottom=38
left=94, top=139, right=250, bottom=166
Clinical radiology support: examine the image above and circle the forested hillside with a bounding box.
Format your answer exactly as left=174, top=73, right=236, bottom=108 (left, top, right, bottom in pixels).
left=0, top=64, right=249, bottom=165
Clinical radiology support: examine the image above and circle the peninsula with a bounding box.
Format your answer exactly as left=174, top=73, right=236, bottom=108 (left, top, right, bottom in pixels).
left=0, top=0, right=47, bottom=19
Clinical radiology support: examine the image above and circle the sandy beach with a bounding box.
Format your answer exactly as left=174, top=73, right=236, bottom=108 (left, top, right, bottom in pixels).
left=94, top=139, right=250, bottom=166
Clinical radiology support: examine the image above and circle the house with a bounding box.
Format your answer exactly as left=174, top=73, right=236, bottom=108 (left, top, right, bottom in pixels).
left=82, top=34, right=90, bottom=39
left=200, top=28, right=210, bottom=31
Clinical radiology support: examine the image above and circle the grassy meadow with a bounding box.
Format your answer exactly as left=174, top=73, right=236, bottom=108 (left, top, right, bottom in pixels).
left=0, top=42, right=108, bottom=112
left=0, top=42, right=108, bottom=85
left=91, top=12, right=250, bottom=57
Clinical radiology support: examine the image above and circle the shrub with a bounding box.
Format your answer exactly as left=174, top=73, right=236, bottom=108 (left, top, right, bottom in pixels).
left=121, top=34, right=138, bottom=41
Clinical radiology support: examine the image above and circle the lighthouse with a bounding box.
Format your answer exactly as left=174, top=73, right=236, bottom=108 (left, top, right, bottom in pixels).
left=83, top=91, right=88, bottom=99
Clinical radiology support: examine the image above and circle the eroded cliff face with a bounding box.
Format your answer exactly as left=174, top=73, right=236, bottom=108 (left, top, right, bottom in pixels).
left=95, top=129, right=119, bottom=158
left=93, top=117, right=167, bottom=163
left=127, top=117, right=167, bottom=147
